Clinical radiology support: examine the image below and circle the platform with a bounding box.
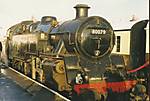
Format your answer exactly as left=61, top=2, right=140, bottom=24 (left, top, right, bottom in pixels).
left=0, top=73, right=32, bottom=101
left=0, top=63, right=70, bottom=101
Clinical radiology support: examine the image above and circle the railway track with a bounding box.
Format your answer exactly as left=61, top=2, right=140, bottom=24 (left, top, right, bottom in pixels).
left=0, top=63, right=70, bottom=101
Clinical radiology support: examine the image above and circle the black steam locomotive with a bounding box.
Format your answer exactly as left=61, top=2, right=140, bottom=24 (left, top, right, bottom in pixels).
left=4, top=4, right=147, bottom=101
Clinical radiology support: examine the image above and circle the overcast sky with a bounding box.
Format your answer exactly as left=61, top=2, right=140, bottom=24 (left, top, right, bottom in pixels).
left=0, top=0, right=149, bottom=36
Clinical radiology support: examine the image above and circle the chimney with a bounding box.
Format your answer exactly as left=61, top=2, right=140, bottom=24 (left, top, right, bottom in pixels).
left=74, top=4, right=90, bottom=19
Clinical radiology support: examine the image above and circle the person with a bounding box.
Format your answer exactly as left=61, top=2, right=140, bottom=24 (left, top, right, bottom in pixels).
left=0, top=41, right=2, bottom=61
left=75, top=73, right=83, bottom=84
left=0, top=41, right=2, bottom=73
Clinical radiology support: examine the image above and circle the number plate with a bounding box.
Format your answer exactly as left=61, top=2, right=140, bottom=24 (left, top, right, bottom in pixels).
left=91, top=29, right=106, bottom=35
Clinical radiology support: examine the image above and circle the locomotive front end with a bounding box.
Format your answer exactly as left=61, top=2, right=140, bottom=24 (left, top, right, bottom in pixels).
left=59, top=4, right=115, bottom=62
left=56, top=4, right=116, bottom=100
left=75, top=16, right=115, bottom=61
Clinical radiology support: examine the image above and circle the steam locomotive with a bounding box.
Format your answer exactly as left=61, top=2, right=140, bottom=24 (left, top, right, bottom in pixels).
left=4, top=4, right=148, bottom=101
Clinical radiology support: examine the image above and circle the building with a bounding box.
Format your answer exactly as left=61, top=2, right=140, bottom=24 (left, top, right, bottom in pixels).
left=112, top=20, right=149, bottom=68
